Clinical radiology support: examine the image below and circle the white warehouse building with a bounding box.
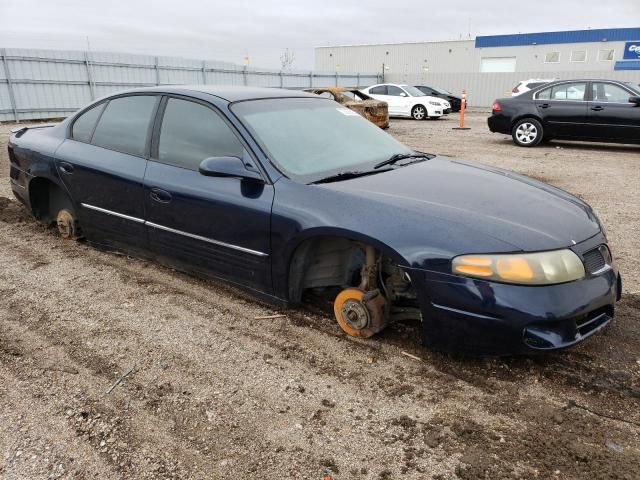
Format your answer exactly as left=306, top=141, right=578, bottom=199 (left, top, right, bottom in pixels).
left=315, top=28, right=640, bottom=106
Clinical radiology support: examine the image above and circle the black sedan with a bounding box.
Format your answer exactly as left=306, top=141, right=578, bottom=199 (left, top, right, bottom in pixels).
left=8, top=86, right=620, bottom=355
left=415, top=85, right=462, bottom=112
left=488, top=79, right=640, bottom=147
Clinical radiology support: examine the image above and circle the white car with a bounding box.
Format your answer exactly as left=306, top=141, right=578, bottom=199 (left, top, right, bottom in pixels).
left=511, top=79, right=555, bottom=96
left=361, top=83, right=449, bottom=120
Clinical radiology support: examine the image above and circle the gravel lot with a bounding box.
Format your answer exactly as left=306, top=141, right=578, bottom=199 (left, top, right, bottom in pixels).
left=1, top=112, right=639, bottom=480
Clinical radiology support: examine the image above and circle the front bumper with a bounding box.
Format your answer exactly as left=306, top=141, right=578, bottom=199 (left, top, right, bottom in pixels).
left=409, top=234, right=620, bottom=355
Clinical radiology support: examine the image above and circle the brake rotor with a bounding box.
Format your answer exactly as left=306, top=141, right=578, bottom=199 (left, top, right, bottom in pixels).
left=333, top=288, right=375, bottom=338
left=56, top=208, right=78, bottom=240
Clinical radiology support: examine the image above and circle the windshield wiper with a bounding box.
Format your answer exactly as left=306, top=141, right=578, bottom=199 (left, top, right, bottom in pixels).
left=310, top=168, right=392, bottom=185
left=374, top=152, right=435, bottom=169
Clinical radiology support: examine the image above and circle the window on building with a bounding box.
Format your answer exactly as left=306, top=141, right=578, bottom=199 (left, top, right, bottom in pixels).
left=544, top=52, right=561, bottom=63
left=599, top=49, right=615, bottom=61
left=479, top=57, right=516, bottom=73
left=592, top=82, right=633, bottom=103
left=537, top=82, right=587, bottom=101
left=157, top=98, right=243, bottom=170
left=92, top=95, right=158, bottom=157
left=570, top=50, right=587, bottom=62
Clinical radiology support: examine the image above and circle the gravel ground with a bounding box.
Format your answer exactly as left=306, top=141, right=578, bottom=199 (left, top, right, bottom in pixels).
left=1, top=113, right=639, bottom=480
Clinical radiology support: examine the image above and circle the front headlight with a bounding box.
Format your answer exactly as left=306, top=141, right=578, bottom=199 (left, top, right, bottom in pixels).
left=429, top=101, right=442, bottom=106
left=451, top=250, right=585, bottom=285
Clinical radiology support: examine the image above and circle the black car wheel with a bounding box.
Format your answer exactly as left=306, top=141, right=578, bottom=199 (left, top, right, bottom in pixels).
left=411, top=105, right=426, bottom=120
left=512, top=118, right=543, bottom=147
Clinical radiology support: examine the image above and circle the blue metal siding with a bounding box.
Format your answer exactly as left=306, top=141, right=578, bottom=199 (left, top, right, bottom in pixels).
left=614, top=60, right=640, bottom=70
left=476, top=28, right=640, bottom=48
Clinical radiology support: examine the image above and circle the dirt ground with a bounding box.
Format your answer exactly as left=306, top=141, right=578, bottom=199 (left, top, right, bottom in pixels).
left=0, top=112, right=639, bottom=480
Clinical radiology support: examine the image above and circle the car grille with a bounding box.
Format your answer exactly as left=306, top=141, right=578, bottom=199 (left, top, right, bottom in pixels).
left=583, top=246, right=611, bottom=275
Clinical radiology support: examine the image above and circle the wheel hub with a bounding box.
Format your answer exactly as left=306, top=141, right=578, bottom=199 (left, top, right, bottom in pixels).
left=341, top=299, right=370, bottom=330
left=56, top=209, right=77, bottom=239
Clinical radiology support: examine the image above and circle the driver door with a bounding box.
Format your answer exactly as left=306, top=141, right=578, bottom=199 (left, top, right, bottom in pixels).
left=385, top=85, right=410, bottom=116
left=143, top=96, right=274, bottom=291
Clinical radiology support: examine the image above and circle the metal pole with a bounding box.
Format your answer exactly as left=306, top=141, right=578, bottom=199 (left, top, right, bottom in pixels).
left=243, top=66, right=248, bottom=86
left=1, top=49, right=19, bottom=122
left=84, top=51, right=96, bottom=100
left=335, top=71, right=339, bottom=86
left=201, top=61, right=206, bottom=84
left=279, top=71, right=283, bottom=88
left=309, top=71, right=313, bottom=87
left=154, top=57, right=160, bottom=86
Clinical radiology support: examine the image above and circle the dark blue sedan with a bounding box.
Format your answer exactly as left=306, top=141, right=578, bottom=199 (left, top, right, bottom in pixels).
left=8, top=86, right=621, bottom=355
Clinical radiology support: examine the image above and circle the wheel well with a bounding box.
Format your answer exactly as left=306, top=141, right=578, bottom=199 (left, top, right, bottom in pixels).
left=511, top=115, right=542, bottom=130
left=288, top=236, right=364, bottom=303
left=28, top=178, right=72, bottom=224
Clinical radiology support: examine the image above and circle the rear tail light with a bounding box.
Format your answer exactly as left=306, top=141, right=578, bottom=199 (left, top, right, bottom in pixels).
left=512, top=85, right=520, bottom=93
left=492, top=101, right=502, bottom=113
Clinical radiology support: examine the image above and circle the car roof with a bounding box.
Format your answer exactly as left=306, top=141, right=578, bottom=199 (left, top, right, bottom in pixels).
left=115, top=85, right=319, bottom=102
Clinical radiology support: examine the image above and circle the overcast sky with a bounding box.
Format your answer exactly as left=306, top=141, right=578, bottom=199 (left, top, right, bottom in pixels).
left=1, top=0, right=639, bottom=69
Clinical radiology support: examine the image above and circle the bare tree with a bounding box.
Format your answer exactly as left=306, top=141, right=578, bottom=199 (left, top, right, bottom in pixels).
left=280, top=48, right=296, bottom=71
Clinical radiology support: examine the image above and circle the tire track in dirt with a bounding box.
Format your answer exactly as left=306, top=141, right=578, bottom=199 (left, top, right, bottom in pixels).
left=1, top=194, right=640, bottom=478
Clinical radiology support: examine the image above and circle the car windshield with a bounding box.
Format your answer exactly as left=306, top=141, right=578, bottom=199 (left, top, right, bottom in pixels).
left=624, top=82, right=640, bottom=94
left=401, top=85, right=426, bottom=97
left=232, top=97, right=413, bottom=183
left=432, top=87, right=452, bottom=95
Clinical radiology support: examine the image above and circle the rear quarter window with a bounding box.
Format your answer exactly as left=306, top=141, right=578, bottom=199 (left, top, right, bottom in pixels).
left=91, top=95, right=158, bottom=157
left=72, top=103, right=106, bottom=143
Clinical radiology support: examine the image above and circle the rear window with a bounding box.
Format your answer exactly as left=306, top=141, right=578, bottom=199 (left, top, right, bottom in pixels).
left=537, top=83, right=587, bottom=101
left=72, top=103, right=105, bottom=143
left=369, top=85, right=387, bottom=95
left=92, top=95, right=158, bottom=157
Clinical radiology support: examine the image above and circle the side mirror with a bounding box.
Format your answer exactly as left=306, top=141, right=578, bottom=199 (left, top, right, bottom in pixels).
left=629, top=96, right=640, bottom=105
left=199, top=156, right=263, bottom=182
left=399, top=92, right=407, bottom=97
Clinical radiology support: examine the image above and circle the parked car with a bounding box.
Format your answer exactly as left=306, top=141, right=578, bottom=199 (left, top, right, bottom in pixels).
left=511, top=78, right=555, bottom=96
left=361, top=83, right=450, bottom=120
left=414, top=85, right=462, bottom=112
left=9, top=86, right=620, bottom=355
left=303, top=87, right=389, bottom=128
left=489, top=79, right=640, bottom=147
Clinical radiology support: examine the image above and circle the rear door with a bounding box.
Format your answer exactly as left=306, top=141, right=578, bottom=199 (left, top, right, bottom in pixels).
left=535, top=82, right=589, bottom=138
left=55, top=94, right=160, bottom=252
left=143, top=96, right=274, bottom=291
left=586, top=82, right=640, bottom=141
left=366, top=85, right=390, bottom=107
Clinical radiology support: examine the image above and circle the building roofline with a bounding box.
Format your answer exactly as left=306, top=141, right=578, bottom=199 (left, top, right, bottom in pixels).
left=314, top=39, right=473, bottom=49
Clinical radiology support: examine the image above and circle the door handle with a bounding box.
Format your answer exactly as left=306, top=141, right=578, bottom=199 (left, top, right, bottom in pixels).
left=58, top=162, right=74, bottom=174
left=539, top=103, right=550, bottom=109
left=591, top=106, right=604, bottom=111
left=150, top=187, right=172, bottom=204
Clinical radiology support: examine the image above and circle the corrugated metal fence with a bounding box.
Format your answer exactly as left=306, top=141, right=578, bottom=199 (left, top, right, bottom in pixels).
left=0, top=48, right=382, bottom=122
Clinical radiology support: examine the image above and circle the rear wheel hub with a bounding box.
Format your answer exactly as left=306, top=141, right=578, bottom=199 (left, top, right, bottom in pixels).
left=56, top=209, right=78, bottom=240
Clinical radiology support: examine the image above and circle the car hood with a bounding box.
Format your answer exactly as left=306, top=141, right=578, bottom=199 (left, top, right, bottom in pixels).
left=319, top=157, right=600, bottom=253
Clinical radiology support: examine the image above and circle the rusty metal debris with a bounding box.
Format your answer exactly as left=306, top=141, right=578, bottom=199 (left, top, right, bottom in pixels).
left=304, top=87, right=389, bottom=129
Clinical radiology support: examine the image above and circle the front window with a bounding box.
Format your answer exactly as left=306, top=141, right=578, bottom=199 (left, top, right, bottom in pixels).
left=387, top=85, right=406, bottom=97
left=592, top=83, right=633, bottom=103
left=232, top=98, right=412, bottom=183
